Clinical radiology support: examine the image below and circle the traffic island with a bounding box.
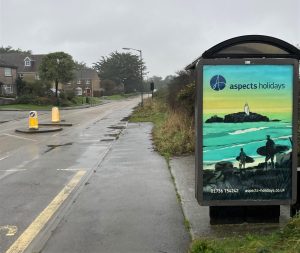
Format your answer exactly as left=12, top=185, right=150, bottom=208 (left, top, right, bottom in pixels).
left=15, top=127, right=63, bottom=134
left=39, top=122, right=73, bottom=127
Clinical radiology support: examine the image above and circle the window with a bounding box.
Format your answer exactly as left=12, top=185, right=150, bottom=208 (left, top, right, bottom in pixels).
left=3, top=84, right=13, bottom=94
left=24, top=57, right=31, bottom=67
left=4, top=68, right=12, bottom=77
left=75, top=87, right=82, bottom=96
left=86, top=80, right=91, bottom=85
left=77, top=80, right=81, bottom=84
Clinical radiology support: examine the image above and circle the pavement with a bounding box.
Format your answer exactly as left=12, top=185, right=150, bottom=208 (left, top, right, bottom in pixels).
left=170, top=156, right=291, bottom=240
left=41, top=123, right=190, bottom=253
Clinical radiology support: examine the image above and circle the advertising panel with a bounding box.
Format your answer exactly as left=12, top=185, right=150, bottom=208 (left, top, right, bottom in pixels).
left=199, top=60, right=297, bottom=205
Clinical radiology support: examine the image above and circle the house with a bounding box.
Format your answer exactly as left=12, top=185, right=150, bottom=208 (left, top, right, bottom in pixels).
left=65, top=68, right=102, bottom=97
left=0, top=53, right=45, bottom=82
left=0, top=52, right=101, bottom=97
left=0, top=59, right=17, bottom=96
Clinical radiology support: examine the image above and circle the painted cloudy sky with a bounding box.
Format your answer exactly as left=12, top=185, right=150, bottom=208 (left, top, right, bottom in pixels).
left=0, top=0, right=299, bottom=77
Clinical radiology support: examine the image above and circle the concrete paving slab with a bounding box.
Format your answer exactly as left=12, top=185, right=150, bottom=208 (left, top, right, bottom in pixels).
left=170, top=156, right=291, bottom=240
left=41, top=123, right=190, bottom=253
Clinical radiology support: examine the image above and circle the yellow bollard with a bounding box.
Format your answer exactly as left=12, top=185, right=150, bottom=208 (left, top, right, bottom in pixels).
left=52, top=107, right=60, bottom=123
left=28, top=111, right=39, bottom=129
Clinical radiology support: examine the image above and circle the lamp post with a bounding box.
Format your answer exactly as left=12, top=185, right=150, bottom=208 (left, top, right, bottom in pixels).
left=55, top=58, right=60, bottom=105
left=122, top=47, right=143, bottom=107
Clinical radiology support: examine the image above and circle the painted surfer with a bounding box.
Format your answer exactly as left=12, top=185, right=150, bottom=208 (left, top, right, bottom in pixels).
left=238, top=148, right=247, bottom=169
left=265, top=135, right=276, bottom=169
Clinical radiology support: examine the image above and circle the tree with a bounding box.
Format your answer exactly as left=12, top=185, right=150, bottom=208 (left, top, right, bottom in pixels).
left=74, top=60, right=89, bottom=70
left=39, top=52, right=75, bottom=98
left=93, top=51, right=146, bottom=93
left=0, top=46, right=31, bottom=54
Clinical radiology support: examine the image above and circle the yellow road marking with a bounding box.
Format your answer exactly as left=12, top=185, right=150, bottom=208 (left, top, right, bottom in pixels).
left=0, top=225, right=18, bottom=236
left=5, top=170, right=86, bottom=253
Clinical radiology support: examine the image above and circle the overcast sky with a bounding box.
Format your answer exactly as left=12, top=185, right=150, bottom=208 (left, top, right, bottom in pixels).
left=0, top=0, right=299, bottom=77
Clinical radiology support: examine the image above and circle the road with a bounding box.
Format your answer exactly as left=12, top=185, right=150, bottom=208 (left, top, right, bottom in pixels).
left=0, top=98, right=138, bottom=252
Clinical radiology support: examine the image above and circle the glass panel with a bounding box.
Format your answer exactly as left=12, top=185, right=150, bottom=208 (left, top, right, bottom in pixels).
left=217, top=43, right=289, bottom=55
left=4, top=68, right=12, bottom=76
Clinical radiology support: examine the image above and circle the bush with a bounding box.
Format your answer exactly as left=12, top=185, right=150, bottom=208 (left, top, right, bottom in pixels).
left=167, top=70, right=194, bottom=111
left=16, top=95, right=54, bottom=105
left=177, top=82, right=196, bottom=116
left=22, top=80, right=51, bottom=97
left=59, top=98, right=73, bottom=107
left=34, top=97, right=53, bottom=105
left=66, top=90, right=75, bottom=100
left=16, top=94, right=36, bottom=104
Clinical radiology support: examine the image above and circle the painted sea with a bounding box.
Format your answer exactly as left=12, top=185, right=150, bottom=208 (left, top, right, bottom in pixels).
left=203, top=120, right=292, bottom=168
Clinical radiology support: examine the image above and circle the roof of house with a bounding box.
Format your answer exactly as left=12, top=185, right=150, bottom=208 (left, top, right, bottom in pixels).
left=0, top=53, right=45, bottom=72
left=0, top=58, right=18, bottom=68
left=74, top=68, right=99, bottom=80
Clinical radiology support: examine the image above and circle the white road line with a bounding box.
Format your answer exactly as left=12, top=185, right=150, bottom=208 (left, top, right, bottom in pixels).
left=0, top=169, right=27, bottom=172
left=0, top=155, right=9, bottom=161
left=51, top=132, right=62, bottom=137
left=57, top=168, right=82, bottom=171
left=2, top=133, right=36, bottom=142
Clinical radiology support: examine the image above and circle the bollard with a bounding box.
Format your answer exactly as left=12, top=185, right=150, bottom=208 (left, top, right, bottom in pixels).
left=52, top=107, right=60, bottom=123
left=28, top=111, right=38, bottom=129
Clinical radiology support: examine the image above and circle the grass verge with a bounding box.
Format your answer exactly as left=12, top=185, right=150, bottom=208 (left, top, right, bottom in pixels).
left=0, top=97, right=102, bottom=110
left=130, top=98, right=195, bottom=159
left=190, top=215, right=300, bottom=253
left=0, top=104, right=53, bottom=110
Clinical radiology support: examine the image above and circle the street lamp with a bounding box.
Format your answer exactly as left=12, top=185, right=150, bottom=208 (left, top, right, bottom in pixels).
left=122, top=47, right=144, bottom=106
left=55, top=58, right=60, bottom=105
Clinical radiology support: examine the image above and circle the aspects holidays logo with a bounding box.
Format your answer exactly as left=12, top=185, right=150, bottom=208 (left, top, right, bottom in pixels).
left=210, top=75, right=226, bottom=91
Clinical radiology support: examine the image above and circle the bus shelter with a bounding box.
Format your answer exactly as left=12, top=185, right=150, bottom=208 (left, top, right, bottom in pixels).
left=186, top=35, right=300, bottom=223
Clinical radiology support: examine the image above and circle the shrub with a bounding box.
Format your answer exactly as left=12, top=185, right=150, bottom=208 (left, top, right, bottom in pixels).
left=16, top=95, right=54, bottom=105
left=66, top=90, right=75, bottom=100
left=34, top=97, right=53, bottom=105
left=167, top=70, right=194, bottom=111
left=59, top=99, right=73, bottom=107
left=16, top=94, right=36, bottom=104
left=176, top=82, right=196, bottom=116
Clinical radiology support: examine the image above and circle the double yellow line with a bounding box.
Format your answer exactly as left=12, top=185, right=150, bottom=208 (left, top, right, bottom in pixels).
left=6, top=170, right=86, bottom=253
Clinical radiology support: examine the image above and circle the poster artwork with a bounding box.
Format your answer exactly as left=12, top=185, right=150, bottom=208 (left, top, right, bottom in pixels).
left=203, top=65, right=293, bottom=201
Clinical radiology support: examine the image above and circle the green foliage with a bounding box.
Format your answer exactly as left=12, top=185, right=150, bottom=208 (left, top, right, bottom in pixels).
left=15, top=77, right=26, bottom=95
left=189, top=215, right=300, bottom=253
left=147, top=75, right=175, bottom=91
left=16, top=94, right=54, bottom=105
left=130, top=98, right=195, bottom=158
left=22, top=80, right=51, bottom=96
left=177, top=82, right=196, bottom=116
left=93, top=51, right=146, bottom=93
left=0, top=45, right=31, bottom=54
left=167, top=70, right=195, bottom=113
left=39, top=52, right=75, bottom=96
left=190, top=241, right=220, bottom=253
left=101, top=79, right=124, bottom=95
